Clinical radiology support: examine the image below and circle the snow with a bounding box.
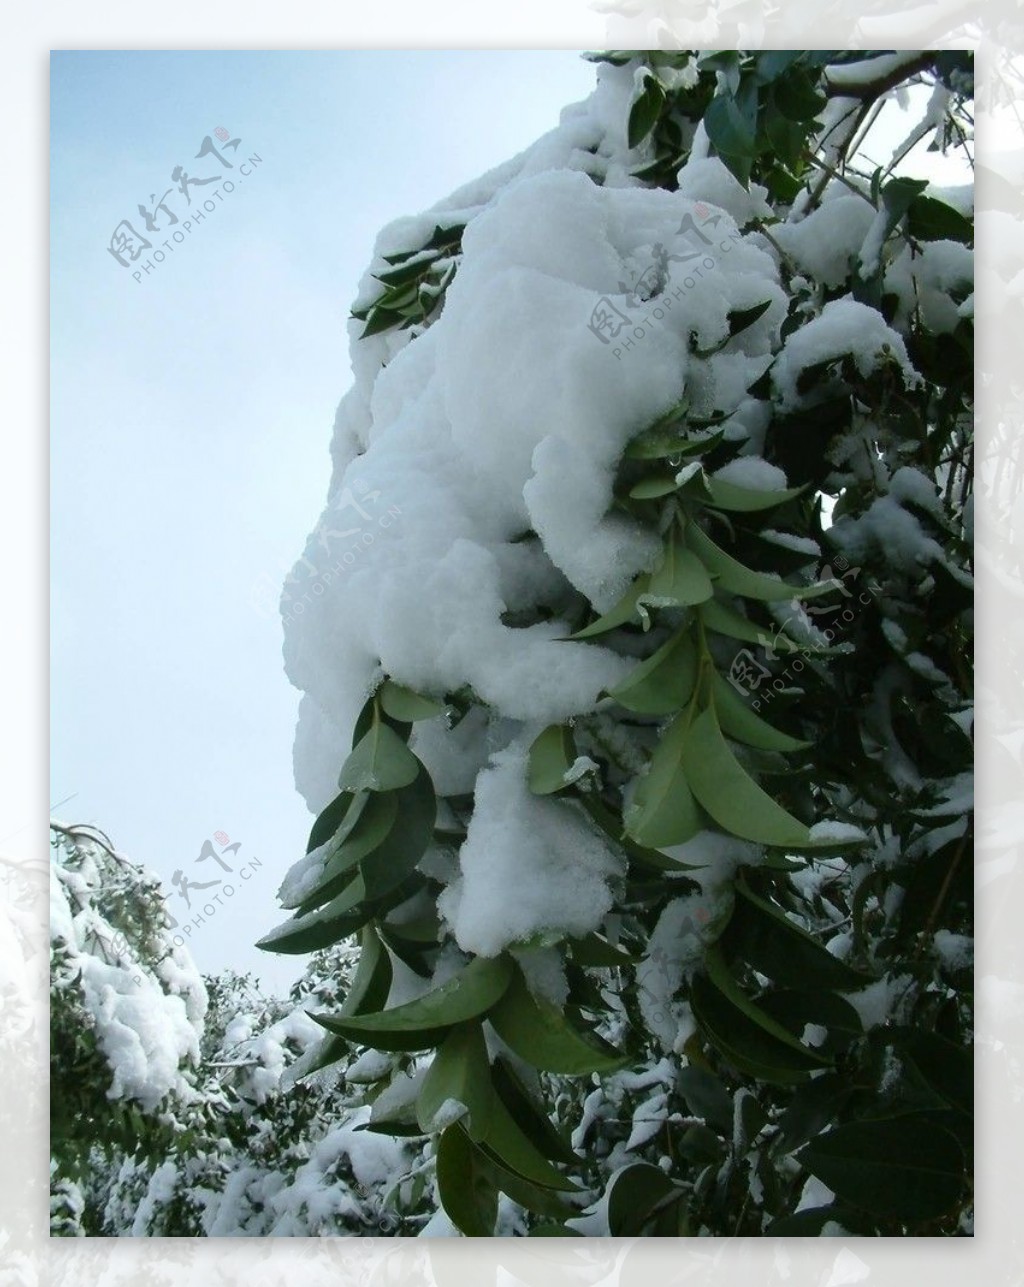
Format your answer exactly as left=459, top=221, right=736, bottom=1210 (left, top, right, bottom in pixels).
left=933, top=931, right=972, bottom=971
left=712, top=456, right=788, bottom=491
left=437, top=744, right=625, bottom=956
left=675, top=156, right=773, bottom=226
left=771, top=193, right=876, bottom=287
left=885, top=239, right=974, bottom=334
left=808, top=821, right=868, bottom=844
left=770, top=298, right=922, bottom=411
left=50, top=833, right=207, bottom=1112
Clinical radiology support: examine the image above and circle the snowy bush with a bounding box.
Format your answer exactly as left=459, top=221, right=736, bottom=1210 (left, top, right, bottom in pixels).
left=263, top=48, right=974, bottom=1237
left=50, top=828, right=437, bottom=1236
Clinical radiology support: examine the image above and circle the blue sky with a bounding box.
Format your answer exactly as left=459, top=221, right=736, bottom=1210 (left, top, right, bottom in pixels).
left=50, top=50, right=598, bottom=991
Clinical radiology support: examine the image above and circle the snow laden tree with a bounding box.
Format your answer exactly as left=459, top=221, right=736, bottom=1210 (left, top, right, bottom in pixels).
left=263, top=50, right=973, bottom=1236
left=50, top=824, right=435, bottom=1236
left=49, top=822, right=208, bottom=1230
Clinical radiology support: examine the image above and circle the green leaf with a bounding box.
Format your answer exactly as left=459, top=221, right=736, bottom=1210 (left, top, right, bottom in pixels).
left=755, top=51, right=804, bottom=84
left=677, top=1065, right=734, bottom=1133
left=315, top=954, right=512, bottom=1045
left=625, top=428, right=722, bottom=462
left=900, top=1029, right=972, bottom=1118
left=570, top=575, right=651, bottom=640
left=796, top=1115, right=965, bottom=1223
left=871, top=176, right=931, bottom=257
left=680, top=707, right=813, bottom=847
left=491, top=1056, right=580, bottom=1165
left=624, top=709, right=705, bottom=849
left=629, top=475, right=681, bottom=500
left=690, top=954, right=829, bottom=1084
left=305, top=788, right=359, bottom=855
left=528, top=1222, right=582, bottom=1236
left=705, top=946, right=832, bottom=1062
left=723, top=878, right=874, bottom=990
left=727, top=298, right=773, bottom=337
left=340, top=924, right=393, bottom=1017
left=416, top=1022, right=493, bottom=1138
left=606, top=628, right=698, bottom=715
left=359, top=762, right=437, bottom=900
left=294, top=791, right=400, bottom=913
left=628, top=75, right=666, bottom=149
left=338, top=714, right=420, bottom=793
left=686, top=522, right=836, bottom=602
left=487, top=968, right=628, bottom=1075
left=711, top=670, right=810, bottom=752
left=699, top=597, right=804, bottom=652
left=773, top=68, right=827, bottom=121
left=481, top=1154, right=578, bottom=1218
left=774, top=1072, right=854, bottom=1153
left=436, top=1124, right=498, bottom=1236
left=645, top=527, right=714, bottom=606
left=360, top=307, right=405, bottom=339
left=907, top=194, right=973, bottom=245
left=479, top=1091, right=578, bottom=1191
left=704, top=475, right=807, bottom=513
left=527, top=724, right=578, bottom=795
left=607, top=1163, right=679, bottom=1236
left=568, top=932, right=639, bottom=968
left=256, top=883, right=369, bottom=955
left=378, top=680, right=445, bottom=723
left=704, top=93, right=756, bottom=186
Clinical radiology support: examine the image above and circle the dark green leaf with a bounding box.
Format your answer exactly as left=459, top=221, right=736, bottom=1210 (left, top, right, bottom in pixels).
left=628, top=76, right=666, bottom=149
left=436, top=1124, right=498, bottom=1236
left=796, top=1115, right=965, bottom=1223
left=527, top=724, right=578, bottom=795
left=488, top=968, right=628, bottom=1074
left=608, top=1163, right=679, bottom=1235
left=338, top=714, right=420, bottom=793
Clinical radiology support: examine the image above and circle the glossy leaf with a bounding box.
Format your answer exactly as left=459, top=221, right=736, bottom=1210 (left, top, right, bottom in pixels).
left=416, top=1021, right=493, bottom=1138
left=704, top=475, right=807, bottom=513
left=338, top=714, right=420, bottom=793
left=699, top=598, right=804, bottom=652
left=571, top=574, right=651, bottom=640
left=295, top=791, right=400, bottom=913
left=686, top=522, right=836, bottom=602
left=680, top=707, right=813, bottom=847
left=628, top=75, right=666, bottom=149
left=339, top=924, right=394, bottom=1018
left=378, top=680, right=446, bottom=722
left=256, top=882, right=369, bottom=955
left=724, top=878, right=873, bottom=990
left=624, top=711, right=705, bottom=849
left=436, top=1124, right=498, bottom=1237
left=479, top=1091, right=578, bottom=1191
left=607, top=628, right=698, bottom=714
left=315, top=954, right=513, bottom=1042
left=608, top=1163, right=679, bottom=1236
left=359, top=762, right=437, bottom=900
left=645, top=527, right=714, bottom=605
left=527, top=724, right=577, bottom=795
left=711, top=670, right=810, bottom=752
left=625, top=428, right=723, bottom=462
left=491, top=1056, right=579, bottom=1165
left=797, top=1115, right=965, bottom=1223
left=487, top=969, right=628, bottom=1074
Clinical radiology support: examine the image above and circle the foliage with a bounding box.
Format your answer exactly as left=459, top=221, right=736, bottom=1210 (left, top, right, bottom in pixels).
left=262, top=47, right=976, bottom=1239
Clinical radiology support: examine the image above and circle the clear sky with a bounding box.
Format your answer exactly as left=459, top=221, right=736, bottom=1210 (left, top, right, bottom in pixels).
left=50, top=50, right=598, bottom=992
